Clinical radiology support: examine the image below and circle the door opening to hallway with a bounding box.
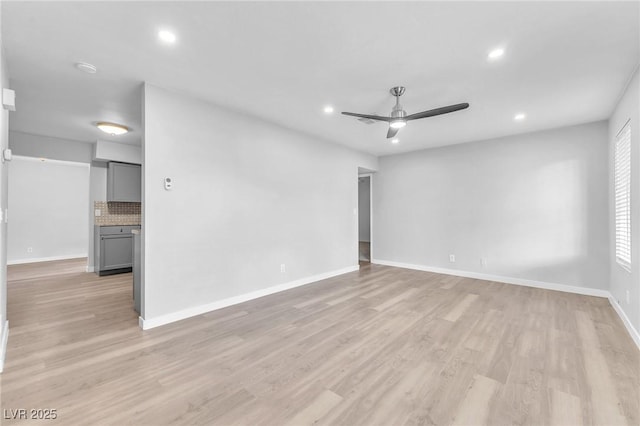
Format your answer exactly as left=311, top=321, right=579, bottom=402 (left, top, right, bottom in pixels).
left=358, top=175, right=371, bottom=265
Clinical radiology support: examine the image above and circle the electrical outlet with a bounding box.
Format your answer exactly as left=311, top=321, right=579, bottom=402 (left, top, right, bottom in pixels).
left=481, top=258, right=487, bottom=267
left=449, top=254, right=455, bottom=263
left=27, top=247, right=33, bottom=253
left=95, top=209, right=101, bottom=217
left=627, top=290, right=631, bottom=304
left=280, top=264, right=286, bottom=273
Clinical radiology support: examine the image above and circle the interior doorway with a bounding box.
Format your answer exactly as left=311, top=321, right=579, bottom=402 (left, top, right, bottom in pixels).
left=358, top=175, right=371, bottom=265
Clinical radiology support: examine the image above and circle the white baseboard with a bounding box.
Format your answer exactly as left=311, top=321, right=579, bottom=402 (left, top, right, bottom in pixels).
left=371, top=259, right=611, bottom=298
left=140, top=265, right=360, bottom=330
left=0, top=320, right=9, bottom=373
left=8, top=254, right=87, bottom=265
left=608, top=296, right=640, bottom=350
left=86, top=266, right=95, bottom=273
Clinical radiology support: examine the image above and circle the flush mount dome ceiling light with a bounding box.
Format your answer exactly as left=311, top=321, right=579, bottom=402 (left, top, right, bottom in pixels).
left=96, top=122, right=129, bottom=135
left=75, top=62, right=97, bottom=74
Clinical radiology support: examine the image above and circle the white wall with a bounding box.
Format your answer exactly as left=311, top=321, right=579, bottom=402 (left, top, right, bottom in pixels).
left=0, top=8, right=10, bottom=371
left=609, top=67, right=640, bottom=334
left=374, top=121, right=609, bottom=291
left=94, top=140, right=141, bottom=164
left=142, top=84, right=377, bottom=322
left=10, top=132, right=114, bottom=271
left=9, top=131, right=93, bottom=163
left=358, top=176, right=370, bottom=242
left=8, top=156, right=89, bottom=264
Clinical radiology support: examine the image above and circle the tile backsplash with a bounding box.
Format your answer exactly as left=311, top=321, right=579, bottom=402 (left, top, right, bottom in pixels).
left=95, top=201, right=141, bottom=225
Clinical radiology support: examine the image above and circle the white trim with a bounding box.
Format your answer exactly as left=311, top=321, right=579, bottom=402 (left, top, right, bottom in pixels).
left=140, top=265, right=360, bottom=330
left=8, top=254, right=88, bottom=265
left=0, top=320, right=9, bottom=373
left=86, top=266, right=95, bottom=273
left=371, top=259, right=610, bottom=298
left=12, top=155, right=90, bottom=168
left=608, top=296, right=640, bottom=350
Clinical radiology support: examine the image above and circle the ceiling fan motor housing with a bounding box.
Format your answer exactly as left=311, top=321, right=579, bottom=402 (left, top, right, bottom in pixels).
left=390, top=86, right=407, bottom=118
left=391, top=106, right=407, bottom=118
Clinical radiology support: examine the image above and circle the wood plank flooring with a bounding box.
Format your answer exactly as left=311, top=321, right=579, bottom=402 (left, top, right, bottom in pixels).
left=1, top=260, right=638, bottom=425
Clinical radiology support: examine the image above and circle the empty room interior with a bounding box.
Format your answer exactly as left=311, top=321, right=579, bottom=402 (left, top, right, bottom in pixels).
left=0, top=1, right=639, bottom=425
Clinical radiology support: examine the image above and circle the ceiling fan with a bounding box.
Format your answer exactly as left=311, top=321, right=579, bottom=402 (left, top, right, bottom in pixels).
left=342, top=87, right=469, bottom=139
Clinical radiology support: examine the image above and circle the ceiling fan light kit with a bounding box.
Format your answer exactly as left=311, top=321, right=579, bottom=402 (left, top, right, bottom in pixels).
left=342, top=86, right=469, bottom=139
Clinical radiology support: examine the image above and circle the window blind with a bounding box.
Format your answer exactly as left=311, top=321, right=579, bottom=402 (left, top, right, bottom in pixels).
left=615, top=120, right=631, bottom=272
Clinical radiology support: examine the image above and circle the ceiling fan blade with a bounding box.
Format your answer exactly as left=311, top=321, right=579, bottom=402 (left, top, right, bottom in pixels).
left=406, top=103, right=469, bottom=121
left=341, top=111, right=393, bottom=122
left=387, top=126, right=400, bottom=139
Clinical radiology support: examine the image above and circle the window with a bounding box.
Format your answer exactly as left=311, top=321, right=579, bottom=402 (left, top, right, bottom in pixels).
left=615, top=120, right=631, bottom=272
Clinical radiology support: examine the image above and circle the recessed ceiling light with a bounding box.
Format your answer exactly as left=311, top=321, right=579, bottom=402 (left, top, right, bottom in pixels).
left=488, top=48, right=505, bottom=60
left=158, top=30, right=177, bottom=44
left=391, top=138, right=399, bottom=144
left=96, top=122, right=129, bottom=135
left=75, top=62, right=97, bottom=74
left=514, top=113, right=526, bottom=121
left=324, top=106, right=334, bottom=114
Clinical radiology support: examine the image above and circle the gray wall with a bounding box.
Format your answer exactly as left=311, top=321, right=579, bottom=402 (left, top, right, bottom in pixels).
left=8, top=156, right=89, bottom=263
left=609, top=67, right=639, bottom=333
left=374, top=121, right=610, bottom=290
left=143, top=84, right=378, bottom=321
left=87, top=162, right=107, bottom=270
left=358, top=176, right=370, bottom=242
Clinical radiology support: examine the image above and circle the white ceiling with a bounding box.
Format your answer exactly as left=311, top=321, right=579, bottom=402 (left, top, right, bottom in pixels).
left=3, top=1, right=639, bottom=156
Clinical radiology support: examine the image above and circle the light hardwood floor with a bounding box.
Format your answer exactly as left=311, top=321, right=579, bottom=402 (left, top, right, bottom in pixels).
left=2, top=259, right=638, bottom=425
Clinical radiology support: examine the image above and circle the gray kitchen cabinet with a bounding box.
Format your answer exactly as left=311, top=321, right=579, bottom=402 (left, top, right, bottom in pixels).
left=94, top=225, right=140, bottom=276
left=107, top=162, right=141, bottom=202
left=102, top=235, right=133, bottom=270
